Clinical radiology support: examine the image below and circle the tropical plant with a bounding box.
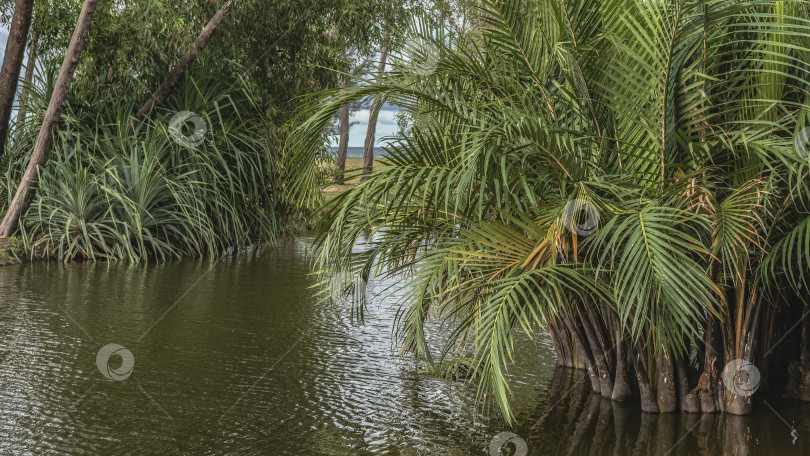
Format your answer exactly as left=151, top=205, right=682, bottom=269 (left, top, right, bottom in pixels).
left=3, top=64, right=283, bottom=262
left=289, top=0, right=810, bottom=421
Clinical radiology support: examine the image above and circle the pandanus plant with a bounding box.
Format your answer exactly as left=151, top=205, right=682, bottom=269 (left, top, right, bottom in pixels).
left=288, top=0, right=810, bottom=421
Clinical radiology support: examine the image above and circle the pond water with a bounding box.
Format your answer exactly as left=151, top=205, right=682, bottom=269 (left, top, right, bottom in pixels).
left=0, top=237, right=806, bottom=455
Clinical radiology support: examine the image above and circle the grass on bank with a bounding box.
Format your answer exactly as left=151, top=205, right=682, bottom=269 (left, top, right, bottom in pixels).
left=322, top=157, right=392, bottom=199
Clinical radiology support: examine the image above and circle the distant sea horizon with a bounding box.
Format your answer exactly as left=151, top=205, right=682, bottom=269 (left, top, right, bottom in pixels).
left=328, top=146, right=387, bottom=158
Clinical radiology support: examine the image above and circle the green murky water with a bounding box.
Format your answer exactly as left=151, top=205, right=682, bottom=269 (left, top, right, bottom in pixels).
left=0, top=238, right=806, bottom=455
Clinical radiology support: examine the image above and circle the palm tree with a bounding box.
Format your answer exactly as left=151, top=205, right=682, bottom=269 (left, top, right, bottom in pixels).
left=288, top=0, right=810, bottom=421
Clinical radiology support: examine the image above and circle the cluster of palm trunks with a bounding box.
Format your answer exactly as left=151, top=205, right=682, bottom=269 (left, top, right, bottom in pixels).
left=546, top=298, right=810, bottom=415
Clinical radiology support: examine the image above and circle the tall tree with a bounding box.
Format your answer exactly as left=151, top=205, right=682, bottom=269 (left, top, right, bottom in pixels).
left=334, top=75, right=350, bottom=183
left=13, top=30, right=37, bottom=139
left=0, top=0, right=98, bottom=237
left=0, top=0, right=34, bottom=161
left=133, top=0, right=234, bottom=119
left=360, top=26, right=389, bottom=182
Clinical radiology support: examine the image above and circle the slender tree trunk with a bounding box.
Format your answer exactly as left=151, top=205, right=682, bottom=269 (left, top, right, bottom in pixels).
left=632, top=340, right=658, bottom=413
left=676, top=358, right=700, bottom=413
left=579, top=310, right=613, bottom=397
left=360, top=28, right=389, bottom=182
left=0, top=0, right=98, bottom=237
left=13, top=31, right=37, bottom=142
left=656, top=348, right=678, bottom=412
left=333, top=76, right=350, bottom=183
left=133, top=0, right=234, bottom=118
left=611, top=334, right=632, bottom=402
left=0, top=0, right=35, bottom=161
left=696, top=317, right=720, bottom=413
left=563, top=316, right=600, bottom=393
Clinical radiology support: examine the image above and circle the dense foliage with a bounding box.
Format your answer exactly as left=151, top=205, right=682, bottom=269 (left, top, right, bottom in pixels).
left=0, top=0, right=398, bottom=259
left=291, top=0, right=810, bottom=421
left=5, top=66, right=279, bottom=261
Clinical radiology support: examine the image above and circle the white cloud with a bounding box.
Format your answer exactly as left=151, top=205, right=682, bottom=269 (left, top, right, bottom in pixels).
left=329, top=104, right=403, bottom=147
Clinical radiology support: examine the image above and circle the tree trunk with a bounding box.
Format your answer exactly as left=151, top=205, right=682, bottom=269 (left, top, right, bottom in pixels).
left=655, top=348, right=678, bottom=412
left=333, top=76, right=350, bottom=183
left=611, top=335, right=632, bottom=402
left=0, top=0, right=98, bottom=237
left=133, top=0, right=234, bottom=119
left=578, top=310, right=613, bottom=397
left=563, top=316, right=600, bottom=393
left=360, top=29, right=389, bottom=182
left=696, top=317, right=721, bottom=413
left=676, top=358, right=700, bottom=413
left=13, top=31, right=37, bottom=142
left=0, top=0, right=35, bottom=161
left=632, top=341, right=658, bottom=413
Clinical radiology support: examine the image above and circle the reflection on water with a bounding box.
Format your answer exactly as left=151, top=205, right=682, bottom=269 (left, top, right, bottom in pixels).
left=0, top=238, right=805, bottom=455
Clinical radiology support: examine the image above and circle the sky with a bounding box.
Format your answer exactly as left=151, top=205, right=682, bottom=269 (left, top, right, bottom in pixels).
left=337, top=104, right=400, bottom=148
left=0, top=29, right=7, bottom=65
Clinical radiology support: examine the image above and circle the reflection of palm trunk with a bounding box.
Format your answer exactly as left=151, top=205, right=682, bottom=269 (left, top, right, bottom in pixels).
left=0, top=0, right=98, bottom=236
left=360, top=27, right=389, bottom=182
left=528, top=367, right=573, bottom=439
left=0, top=0, right=35, bottom=161
left=13, top=31, right=37, bottom=143
left=562, top=391, right=599, bottom=455
left=333, top=76, right=349, bottom=183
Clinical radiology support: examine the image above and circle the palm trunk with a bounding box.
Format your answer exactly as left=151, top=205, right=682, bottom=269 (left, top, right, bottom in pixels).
left=0, top=0, right=35, bottom=161
left=578, top=310, right=613, bottom=397
left=360, top=29, right=389, bottom=182
left=133, top=0, right=234, bottom=118
left=696, top=317, right=721, bottom=413
left=632, top=340, right=658, bottom=413
left=655, top=348, right=678, bottom=412
left=611, top=335, right=632, bottom=402
left=333, top=76, right=350, bottom=183
left=676, top=358, right=700, bottom=413
left=563, top=316, right=600, bottom=393
left=0, top=0, right=98, bottom=237
left=13, top=31, right=37, bottom=142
